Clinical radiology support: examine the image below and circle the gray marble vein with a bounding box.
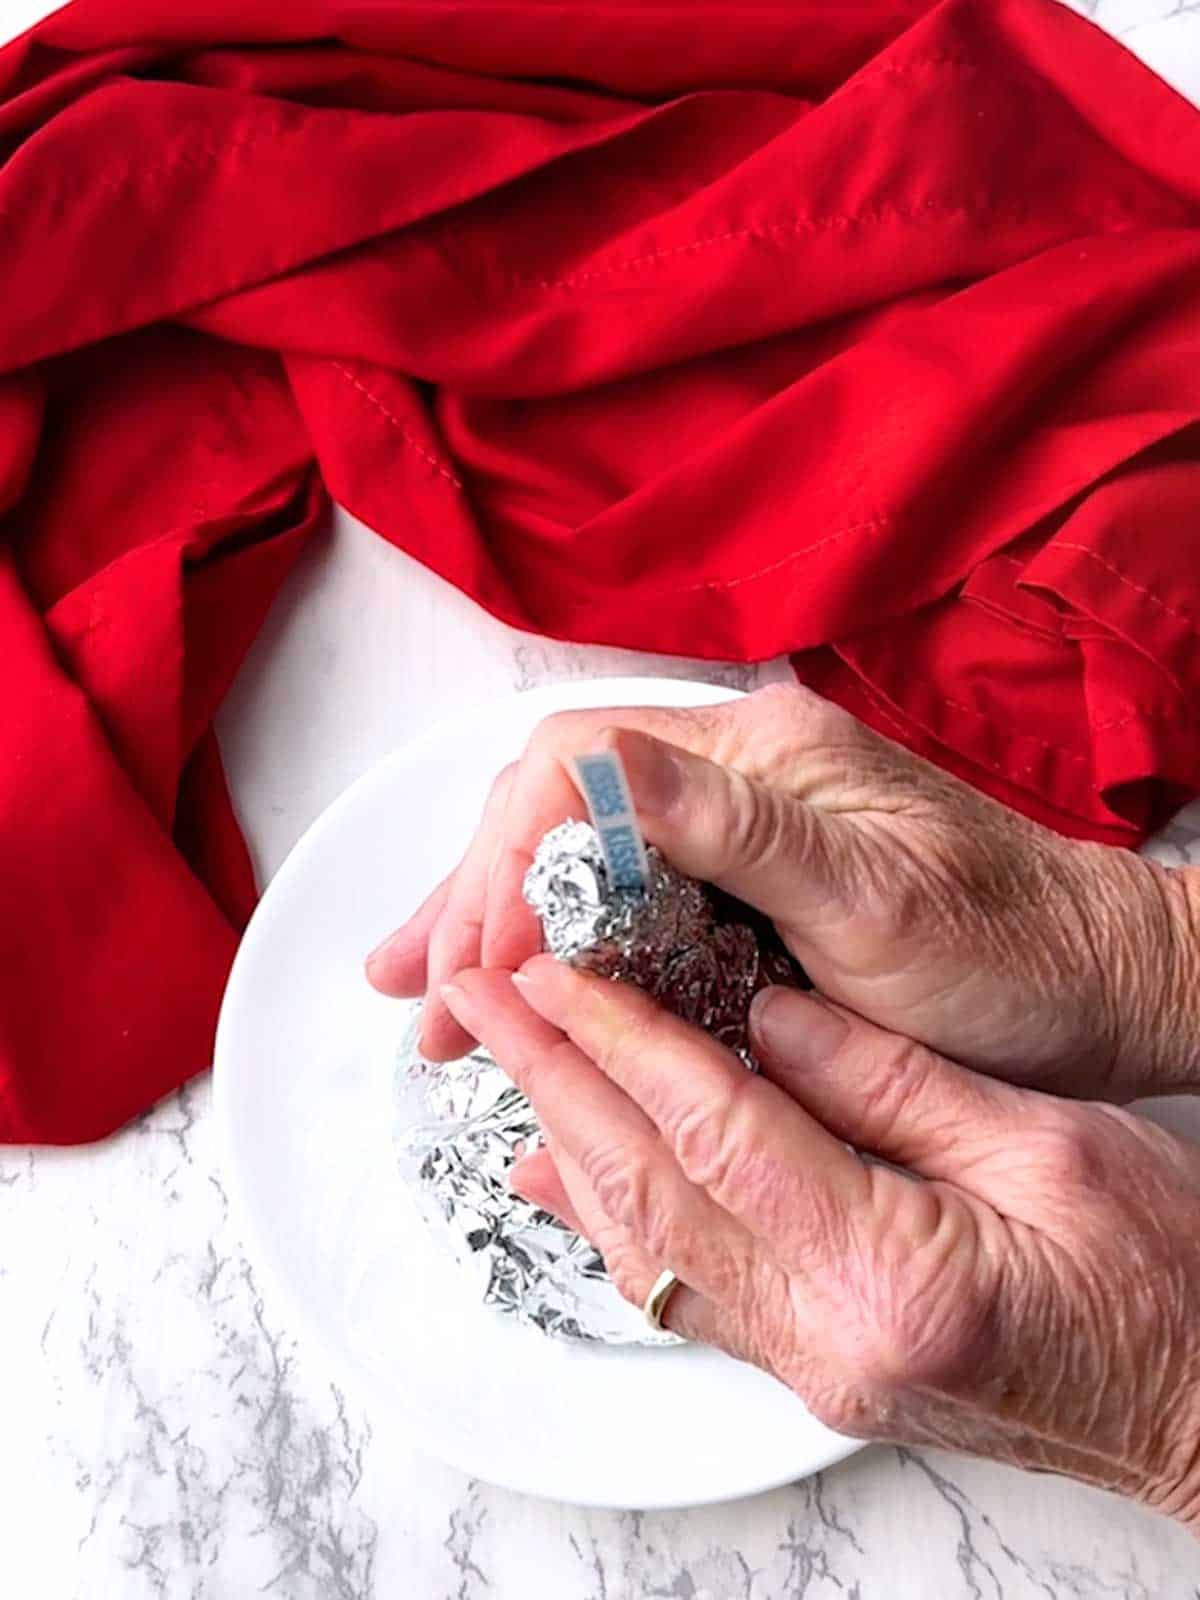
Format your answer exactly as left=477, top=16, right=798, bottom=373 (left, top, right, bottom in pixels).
left=7, top=747, right=1200, bottom=1600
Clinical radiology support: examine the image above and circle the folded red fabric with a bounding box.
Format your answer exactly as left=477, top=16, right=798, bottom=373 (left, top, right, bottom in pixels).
left=2, top=0, right=1199, bottom=1143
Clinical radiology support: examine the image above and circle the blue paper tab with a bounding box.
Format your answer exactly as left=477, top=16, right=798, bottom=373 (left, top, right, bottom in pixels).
left=571, top=750, right=650, bottom=894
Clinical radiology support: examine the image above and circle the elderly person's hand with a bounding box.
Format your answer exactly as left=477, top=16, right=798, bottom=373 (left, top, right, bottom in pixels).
left=438, top=960, right=1200, bottom=1530
left=368, top=683, right=1200, bottom=1100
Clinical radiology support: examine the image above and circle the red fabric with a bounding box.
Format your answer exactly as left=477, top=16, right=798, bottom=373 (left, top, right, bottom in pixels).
left=2, top=0, right=1200, bottom=1144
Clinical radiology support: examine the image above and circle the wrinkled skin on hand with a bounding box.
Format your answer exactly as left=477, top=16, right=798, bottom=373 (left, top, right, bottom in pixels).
left=368, top=683, right=1200, bottom=1100
left=368, top=682, right=1200, bottom=1524
left=439, top=961, right=1200, bottom=1531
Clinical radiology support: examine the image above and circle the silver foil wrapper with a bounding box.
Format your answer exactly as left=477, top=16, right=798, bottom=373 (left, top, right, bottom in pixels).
left=394, top=1003, right=669, bottom=1344
left=524, top=819, right=804, bottom=1070
left=394, top=818, right=806, bottom=1344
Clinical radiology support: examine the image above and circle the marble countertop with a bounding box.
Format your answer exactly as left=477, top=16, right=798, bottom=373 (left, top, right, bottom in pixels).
left=5, top=2, right=1200, bottom=1595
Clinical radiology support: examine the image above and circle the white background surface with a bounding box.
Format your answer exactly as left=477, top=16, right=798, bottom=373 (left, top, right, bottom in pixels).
left=4, top=1, right=1200, bottom=1595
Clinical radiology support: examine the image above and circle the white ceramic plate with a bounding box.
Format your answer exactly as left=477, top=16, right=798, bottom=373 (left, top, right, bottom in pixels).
left=214, top=676, right=862, bottom=1508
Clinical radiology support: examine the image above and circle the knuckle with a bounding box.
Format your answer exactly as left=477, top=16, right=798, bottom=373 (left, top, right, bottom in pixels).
left=665, top=1073, right=762, bottom=1200
left=854, top=1303, right=977, bottom=1399
left=601, top=1240, right=650, bottom=1308
left=579, top=1136, right=659, bottom=1245
left=822, top=1320, right=898, bottom=1409
left=842, top=1207, right=994, bottom=1399
left=855, top=1037, right=942, bottom=1148
left=527, top=709, right=586, bottom=752
left=426, top=902, right=482, bottom=972
left=799, top=1358, right=923, bottom=1441
left=807, top=1349, right=907, bottom=1438
left=741, top=682, right=860, bottom=748
left=741, top=681, right=825, bottom=727
left=778, top=1318, right=908, bottom=1437
left=1030, top=1112, right=1110, bottom=1193
left=721, top=775, right=789, bottom=873
left=800, top=1376, right=887, bottom=1439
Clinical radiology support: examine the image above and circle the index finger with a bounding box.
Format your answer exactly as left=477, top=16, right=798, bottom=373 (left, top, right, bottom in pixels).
left=479, top=702, right=734, bottom=975
left=440, top=967, right=761, bottom=1314
left=511, top=954, right=884, bottom=1273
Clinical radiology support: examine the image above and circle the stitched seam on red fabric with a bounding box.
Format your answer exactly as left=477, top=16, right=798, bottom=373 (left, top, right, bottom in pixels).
left=1093, top=708, right=1162, bottom=733
left=960, top=590, right=1064, bottom=644
left=868, top=55, right=977, bottom=82
left=936, top=693, right=1089, bottom=767
left=1052, top=541, right=1200, bottom=635
left=9, top=62, right=977, bottom=223
left=1, top=121, right=277, bottom=219
left=521, top=199, right=1052, bottom=291
left=851, top=672, right=1172, bottom=818
left=332, top=362, right=463, bottom=488
left=910, top=702, right=1072, bottom=787
left=933, top=696, right=1180, bottom=755
left=849, top=673, right=1063, bottom=787
left=851, top=680, right=911, bottom=741
left=676, top=515, right=889, bottom=593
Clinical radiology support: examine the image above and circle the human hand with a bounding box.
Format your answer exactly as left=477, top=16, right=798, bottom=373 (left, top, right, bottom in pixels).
left=438, top=959, right=1200, bottom=1529
left=368, top=684, right=1200, bottom=1100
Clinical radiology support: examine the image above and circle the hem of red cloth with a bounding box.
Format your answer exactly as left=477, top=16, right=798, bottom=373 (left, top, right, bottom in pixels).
left=790, top=652, right=1146, bottom=847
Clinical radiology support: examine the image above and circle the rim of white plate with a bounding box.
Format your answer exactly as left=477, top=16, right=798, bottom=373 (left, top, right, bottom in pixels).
left=213, top=675, right=864, bottom=1507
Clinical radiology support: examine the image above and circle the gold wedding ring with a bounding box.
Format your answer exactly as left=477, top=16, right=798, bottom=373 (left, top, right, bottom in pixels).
left=643, top=1267, right=684, bottom=1333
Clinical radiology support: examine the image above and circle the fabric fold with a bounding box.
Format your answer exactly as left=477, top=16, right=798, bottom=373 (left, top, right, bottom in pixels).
left=2, top=0, right=1200, bottom=1141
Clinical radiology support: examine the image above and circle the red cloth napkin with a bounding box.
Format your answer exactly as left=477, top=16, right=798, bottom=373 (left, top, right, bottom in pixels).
left=2, top=0, right=1199, bottom=1143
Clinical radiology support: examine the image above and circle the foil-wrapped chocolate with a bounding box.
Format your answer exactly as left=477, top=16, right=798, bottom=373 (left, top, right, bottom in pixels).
left=393, top=818, right=807, bottom=1344
left=524, top=818, right=805, bottom=1070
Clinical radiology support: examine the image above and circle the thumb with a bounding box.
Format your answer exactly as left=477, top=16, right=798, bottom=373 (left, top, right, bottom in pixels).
left=750, top=987, right=1043, bottom=1208
left=595, top=727, right=850, bottom=934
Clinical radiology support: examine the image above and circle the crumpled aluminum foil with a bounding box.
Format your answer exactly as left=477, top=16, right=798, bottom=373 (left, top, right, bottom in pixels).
left=524, top=819, right=804, bottom=1070
left=393, top=1004, right=657, bottom=1343
left=393, top=819, right=807, bottom=1344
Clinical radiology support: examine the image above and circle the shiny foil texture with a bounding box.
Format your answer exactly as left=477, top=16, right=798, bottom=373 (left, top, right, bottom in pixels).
left=394, top=819, right=807, bottom=1344
left=524, top=819, right=805, bottom=1069
left=393, top=1004, right=661, bottom=1342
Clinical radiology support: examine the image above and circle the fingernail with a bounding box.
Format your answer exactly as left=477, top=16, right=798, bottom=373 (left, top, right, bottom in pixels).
left=509, top=1164, right=537, bottom=1201
left=750, top=987, right=848, bottom=1069
left=610, top=729, right=685, bottom=819
left=511, top=955, right=563, bottom=1020
left=439, top=980, right=474, bottom=1024
left=509, top=1154, right=547, bottom=1203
